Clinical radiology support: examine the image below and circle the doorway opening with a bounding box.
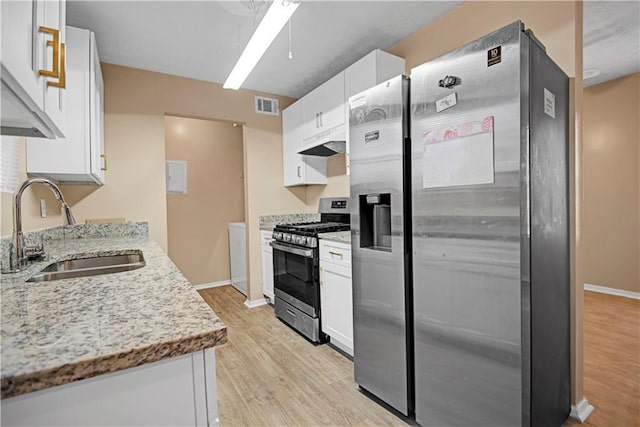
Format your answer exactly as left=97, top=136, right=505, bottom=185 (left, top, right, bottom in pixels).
left=164, top=115, right=245, bottom=288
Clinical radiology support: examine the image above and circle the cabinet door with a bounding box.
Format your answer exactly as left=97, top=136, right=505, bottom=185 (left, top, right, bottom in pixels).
left=318, top=72, right=345, bottom=132
left=90, top=32, right=105, bottom=184
left=261, top=231, right=274, bottom=301
left=26, top=27, right=105, bottom=185
left=1, top=350, right=217, bottom=427
left=282, top=101, right=327, bottom=187
left=282, top=101, right=304, bottom=186
left=302, top=72, right=345, bottom=140
left=345, top=51, right=377, bottom=99
left=1, top=0, right=45, bottom=110
left=42, top=0, right=66, bottom=136
left=320, top=261, right=353, bottom=355
left=302, top=86, right=322, bottom=139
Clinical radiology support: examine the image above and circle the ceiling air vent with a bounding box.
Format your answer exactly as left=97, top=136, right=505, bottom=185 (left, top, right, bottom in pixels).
left=255, top=96, right=279, bottom=116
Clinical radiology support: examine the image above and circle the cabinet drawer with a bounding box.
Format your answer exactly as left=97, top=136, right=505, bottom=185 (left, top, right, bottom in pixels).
left=320, top=241, right=351, bottom=267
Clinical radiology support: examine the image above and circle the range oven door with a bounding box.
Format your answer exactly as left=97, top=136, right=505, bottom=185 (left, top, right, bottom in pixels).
left=270, top=240, right=319, bottom=317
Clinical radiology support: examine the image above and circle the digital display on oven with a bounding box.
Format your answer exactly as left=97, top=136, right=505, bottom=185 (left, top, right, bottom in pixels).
left=331, top=200, right=347, bottom=209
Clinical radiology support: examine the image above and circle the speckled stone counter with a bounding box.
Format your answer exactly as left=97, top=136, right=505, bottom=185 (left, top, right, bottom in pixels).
left=259, top=213, right=320, bottom=230
left=319, top=231, right=351, bottom=244
left=0, top=224, right=227, bottom=399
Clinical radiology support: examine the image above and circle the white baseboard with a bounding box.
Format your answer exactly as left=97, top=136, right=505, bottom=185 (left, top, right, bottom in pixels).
left=584, top=283, right=640, bottom=300
left=328, top=337, right=354, bottom=358
left=193, top=280, right=231, bottom=290
left=570, top=397, right=594, bottom=423
left=244, top=298, right=268, bottom=309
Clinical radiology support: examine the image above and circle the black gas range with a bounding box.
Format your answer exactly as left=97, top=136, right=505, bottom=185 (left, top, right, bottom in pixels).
left=273, top=222, right=349, bottom=247
left=271, top=197, right=350, bottom=343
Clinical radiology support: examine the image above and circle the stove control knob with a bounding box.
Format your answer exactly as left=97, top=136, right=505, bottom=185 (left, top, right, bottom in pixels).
left=284, top=234, right=292, bottom=242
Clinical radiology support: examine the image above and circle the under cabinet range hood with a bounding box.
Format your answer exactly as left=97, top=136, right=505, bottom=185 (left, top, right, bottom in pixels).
left=297, top=121, right=347, bottom=157
left=298, top=139, right=346, bottom=156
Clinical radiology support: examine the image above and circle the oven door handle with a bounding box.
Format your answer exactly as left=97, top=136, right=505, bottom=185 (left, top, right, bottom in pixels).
left=270, top=241, right=314, bottom=258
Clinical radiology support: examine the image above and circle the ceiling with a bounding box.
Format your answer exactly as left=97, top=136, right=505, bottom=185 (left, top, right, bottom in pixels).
left=583, top=0, right=639, bottom=87
left=67, top=1, right=640, bottom=98
left=67, top=1, right=463, bottom=98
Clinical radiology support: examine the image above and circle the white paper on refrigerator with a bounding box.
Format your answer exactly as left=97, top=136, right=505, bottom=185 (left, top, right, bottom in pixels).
left=421, top=116, right=495, bottom=189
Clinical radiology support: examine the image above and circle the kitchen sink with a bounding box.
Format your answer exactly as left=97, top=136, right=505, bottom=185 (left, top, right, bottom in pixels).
left=27, top=251, right=145, bottom=283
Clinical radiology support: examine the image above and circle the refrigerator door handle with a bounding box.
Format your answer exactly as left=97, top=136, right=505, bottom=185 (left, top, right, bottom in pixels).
left=525, top=125, right=531, bottom=238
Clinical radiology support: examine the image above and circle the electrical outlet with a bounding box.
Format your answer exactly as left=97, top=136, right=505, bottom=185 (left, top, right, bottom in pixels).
left=40, top=199, right=46, bottom=218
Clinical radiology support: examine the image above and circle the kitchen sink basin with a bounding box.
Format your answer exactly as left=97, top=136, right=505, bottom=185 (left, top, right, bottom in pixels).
left=27, top=251, right=145, bottom=283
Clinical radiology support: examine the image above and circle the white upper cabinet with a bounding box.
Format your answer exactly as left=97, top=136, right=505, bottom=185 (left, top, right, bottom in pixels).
left=301, top=72, right=346, bottom=147
left=282, top=100, right=327, bottom=187
left=26, top=26, right=105, bottom=185
left=89, top=28, right=105, bottom=184
left=281, top=49, right=404, bottom=186
left=345, top=49, right=405, bottom=100
left=344, top=49, right=405, bottom=172
left=42, top=0, right=67, bottom=136
left=1, top=0, right=67, bottom=138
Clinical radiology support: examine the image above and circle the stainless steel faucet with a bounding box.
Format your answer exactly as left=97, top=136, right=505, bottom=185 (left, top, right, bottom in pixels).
left=2, top=178, right=76, bottom=273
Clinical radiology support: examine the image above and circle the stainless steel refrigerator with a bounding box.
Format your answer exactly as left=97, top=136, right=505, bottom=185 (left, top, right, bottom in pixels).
left=350, top=21, right=570, bottom=426
left=350, top=74, right=412, bottom=416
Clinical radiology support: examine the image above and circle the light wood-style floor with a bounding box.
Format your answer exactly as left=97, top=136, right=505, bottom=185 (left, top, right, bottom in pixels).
left=200, top=286, right=640, bottom=426
left=198, top=286, right=407, bottom=426
left=565, top=291, right=640, bottom=427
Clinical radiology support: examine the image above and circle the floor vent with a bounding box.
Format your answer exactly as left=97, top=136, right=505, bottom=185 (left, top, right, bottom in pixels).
left=255, top=96, right=279, bottom=116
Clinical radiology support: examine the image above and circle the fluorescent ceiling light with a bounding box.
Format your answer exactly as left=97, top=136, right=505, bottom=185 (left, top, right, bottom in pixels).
left=223, top=0, right=299, bottom=90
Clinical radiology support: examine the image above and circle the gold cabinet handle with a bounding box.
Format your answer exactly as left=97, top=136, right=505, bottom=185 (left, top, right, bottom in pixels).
left=329, top=251, right=343, bottom=260
left=38, top=27, right=66, bottom=88
left=100, top=154, right=107, bottom=171
left=39, top=27, right=59, bottom=78
left=47, top=43, right=66, bottom=88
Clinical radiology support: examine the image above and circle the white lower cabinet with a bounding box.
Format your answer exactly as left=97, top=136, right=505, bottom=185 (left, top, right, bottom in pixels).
left=261, top=230, right=274, bottom=303
left=1, top=348, right=219, bottom=427
left=319, top=239, right=353, bottom=356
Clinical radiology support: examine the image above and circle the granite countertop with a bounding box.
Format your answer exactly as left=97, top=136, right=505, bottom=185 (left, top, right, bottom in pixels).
left=0, top=224, right=227, bottom=399
left=318, top=231, right=351, bottom=243
left=259, top=213, right=321, bottom=230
